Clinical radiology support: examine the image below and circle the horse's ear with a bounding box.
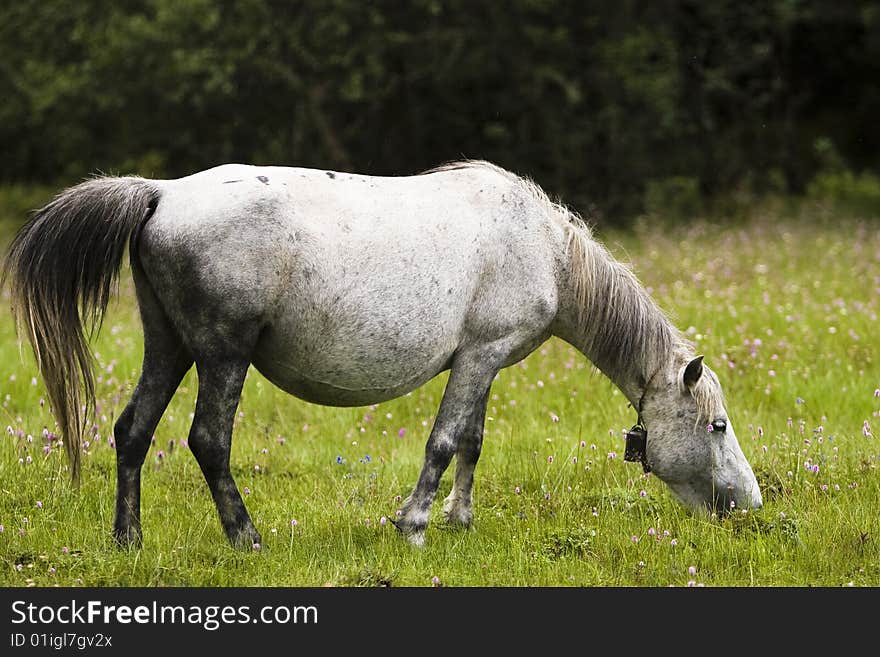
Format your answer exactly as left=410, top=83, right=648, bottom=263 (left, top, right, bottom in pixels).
left=682, top=355, right=704, bottom=392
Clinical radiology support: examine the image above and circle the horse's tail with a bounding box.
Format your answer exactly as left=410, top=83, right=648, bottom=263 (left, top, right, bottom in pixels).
left=1, top=176, right=161, bottom=484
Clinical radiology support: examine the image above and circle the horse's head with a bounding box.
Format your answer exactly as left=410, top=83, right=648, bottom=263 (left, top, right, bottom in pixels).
left=637, top=355, right=762, bottom=514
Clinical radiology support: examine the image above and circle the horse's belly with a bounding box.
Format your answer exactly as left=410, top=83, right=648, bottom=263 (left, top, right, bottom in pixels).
left=251, top=326, right=455, bottom=407
left=249, top=364, right=438, bottom=407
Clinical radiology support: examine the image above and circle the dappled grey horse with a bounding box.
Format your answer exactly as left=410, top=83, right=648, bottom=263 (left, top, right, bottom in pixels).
left=3, top=160, right=762, bottom=549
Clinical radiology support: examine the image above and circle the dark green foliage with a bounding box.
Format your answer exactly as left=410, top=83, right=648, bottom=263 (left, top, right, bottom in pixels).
left=1, top=0, right=877, bottom=223
left=338, top=565, right=396, bottom=587
left=538, top=526, right=596, bottom=560
left=722, top=511, right=801, bottom=545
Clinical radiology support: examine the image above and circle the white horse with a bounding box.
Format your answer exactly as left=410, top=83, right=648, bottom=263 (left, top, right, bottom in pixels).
left=3, top=160, right=762, bottom=548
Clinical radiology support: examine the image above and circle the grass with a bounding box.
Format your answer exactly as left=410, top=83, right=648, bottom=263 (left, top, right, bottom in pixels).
left=0, top=198, right=877, bottom=587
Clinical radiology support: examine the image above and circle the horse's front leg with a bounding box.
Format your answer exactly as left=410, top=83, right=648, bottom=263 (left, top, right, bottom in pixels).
left=394, top=349, right=498, bottom=547
left=187, top=356, right=262, bottom=549
left=442, top=388, right=490, bottom=528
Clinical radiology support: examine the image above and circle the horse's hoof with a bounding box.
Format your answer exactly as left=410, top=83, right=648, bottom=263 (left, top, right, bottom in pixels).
left=113, top=527, right=143, bottom=549
left=389, top=518, right=426, bottom=547
left=229, top=528, right=263, bottom=551
left=442, top=497, right=473, bottom=528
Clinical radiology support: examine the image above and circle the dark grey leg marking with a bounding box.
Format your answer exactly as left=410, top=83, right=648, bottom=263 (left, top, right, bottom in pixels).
left=222, top=180, right=243, bottom=184
left=394, top=349, right=501, bottom=546
left=443, top=387, right=490, bottom=527
left=256, top=175, right=269, bottom=184
left=113, top=350, right=191, bottom=547
left=325, top=171, right=336, bottom=179
left=113, top=269, right=193, bottom=547
left=187, top=357, right=261, bottom=549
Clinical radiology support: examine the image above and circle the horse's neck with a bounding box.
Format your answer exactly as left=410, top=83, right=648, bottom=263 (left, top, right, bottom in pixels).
left=552, top=230, right=679, bottom=406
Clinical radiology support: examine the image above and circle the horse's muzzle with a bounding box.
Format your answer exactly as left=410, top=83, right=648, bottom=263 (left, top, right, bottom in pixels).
left=713, top=481, right=763, bottom=514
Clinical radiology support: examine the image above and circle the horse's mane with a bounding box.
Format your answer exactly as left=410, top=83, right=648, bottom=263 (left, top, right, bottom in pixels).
left=560, top=208, right=684, bottom=390
left=424, top=160, right=723, bottom=420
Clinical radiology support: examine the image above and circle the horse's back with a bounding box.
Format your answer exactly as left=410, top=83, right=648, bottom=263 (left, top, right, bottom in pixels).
left=138, top=163, right=562, bottom=405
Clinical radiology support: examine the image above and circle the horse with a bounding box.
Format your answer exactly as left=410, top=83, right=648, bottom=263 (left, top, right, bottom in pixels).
left=2, top=160, right=762, bottom=549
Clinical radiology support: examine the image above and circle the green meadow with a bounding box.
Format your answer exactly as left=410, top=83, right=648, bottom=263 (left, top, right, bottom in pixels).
left=0, top=200, right=877, bottom=587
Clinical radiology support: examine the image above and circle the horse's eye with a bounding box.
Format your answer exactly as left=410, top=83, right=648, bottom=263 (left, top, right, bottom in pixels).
left=711, top=419, right=727, bottom=433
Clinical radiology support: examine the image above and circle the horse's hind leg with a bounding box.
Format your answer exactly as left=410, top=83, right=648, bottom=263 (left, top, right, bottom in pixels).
left=114, top=272, right=193, bottom=547
left=187, top=352, right=262, bottom=549
left=442, top=387, right=490, bottom=528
